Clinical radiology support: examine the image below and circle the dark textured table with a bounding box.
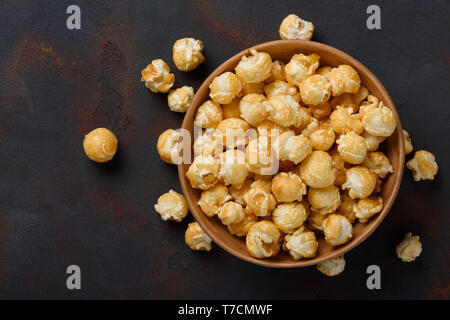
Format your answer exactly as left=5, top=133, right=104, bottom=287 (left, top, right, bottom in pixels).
left=0, top=0, right=448, bottom=299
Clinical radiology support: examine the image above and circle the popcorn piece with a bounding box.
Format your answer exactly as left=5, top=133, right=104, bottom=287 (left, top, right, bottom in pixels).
left=167, top=86, right=194, bottom=113
left=156, top=129, right=181, bottom=164
left=83, top=128, right=118, bottom=163
left=271, top=172, right=307, bottom=203
left=307, top=185, right=341, bottom=215
left=362, top=131, right=385, bottom=152
left=242, top=81, right=265, bottom=96
left=197, top=184, right=232, bottom=217
left=328, top=65, right=361, bottom=96
left=300, top=74, right=331, bottom=106
left=209, top=72, right=242, bottom=104
left=246, top=136, right=277, bottom=175
left=239, top=93, right=268, bottom=126
left=218, top=201, right=245, bottom=225
left=283, top=226, right=318, bottom=260
left=264, top=80, right=300, bottom=102
left=235, top=49, right=272, bottom=84
left=274, top=131, right=313, bottom=165
left=323, top=214, right=353, bottom=246
left=265, top=60, right=286, bottom=83
left=330, top=85, right=369, bottom=113
left=330, top=150, right=347, bottom=186
left=279, top=14, right=314, bottom=40
left=336, top=193, right=357, bottom=224
left=218, top=149, right=249, bottom=188
left=222, top=98, right=242, bottom=119
left=246, top=221, right=281, bottom=258
left=308, top=102, right=332, bottom=119
left=265, top=94, right=302, bottom=127
left=194, top=100, right=223, bottom=129
left=361, top=101, right=397, bottom=137
left=299, top=151, right=336, bottom=188
left=228, top=209, right=258, bottom=237
left=229, top=178, right=252, bottom=205
left=336, top=131, right=368, bottom=165
left=362, top=151, right=394, bottom=178
left=330, top=106, right=364, bottom=135
left=354, top=196, right=383, bottom=223
left=406, top=150, right=438, bottom=181
left=316, top=255, right=345, bottom=276
left=141, top=59, right=175, bottom=93
left=310, top=122, right=335, bottom=151
left=396, top=233, right=422, bottom=262
left=308, top=211, right=328, bottom=232
left=173, top=38, right=205, bottom=71
left=186, top=155, right=220, bottom=190
left=403, top=130, right=413, bottom=155
left=193, top=129, right=222, bottom=157
left=316, top=66, right=333, bottom=77
left=214, top=117, right=250, bottom=148
left=342, top=166, right=377, bottom=199
left=154, top=190, right=188, bottom=222
left=185, top=222, right=212, bottom=251
left=244, top=184, right=277, bottom=217
left=285, top=53, right=320, bottom=87
left=273, top=202, right=308, bottom=233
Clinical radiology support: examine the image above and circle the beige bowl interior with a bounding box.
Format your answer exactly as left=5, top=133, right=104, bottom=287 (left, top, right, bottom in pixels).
left=178, top=40, right=404, bottom=268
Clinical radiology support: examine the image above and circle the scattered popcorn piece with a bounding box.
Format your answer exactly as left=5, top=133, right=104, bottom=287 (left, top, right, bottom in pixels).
left=279, top=14, right=314, bottom=40
left=185, top=222, right=212, bottom=251
left=396, top=233, right=422, bottom=262
left=141, top=59, right=175, bottom=93
left=157, top=129, right=181, bottom=165
left=246, top=221, right=281, bottom=258
left=83, top=128, right=118, bottom=163
left=167, top=86, right=194, bottom=113
left=406, top=150, right=438, bottom=181
left=403, top=130, right=413, bottom=155
left=173, top=38, right=205, bottom=71
left=316, top=255, right=346, bottom=276
left=154, top=190, right=188, bottom=222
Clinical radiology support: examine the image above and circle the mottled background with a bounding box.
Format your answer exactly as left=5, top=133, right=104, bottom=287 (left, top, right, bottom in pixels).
left=0, top=0, right=448, bottom=299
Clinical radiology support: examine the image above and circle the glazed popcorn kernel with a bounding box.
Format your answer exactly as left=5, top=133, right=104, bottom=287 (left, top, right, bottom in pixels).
left=285, top=53, right=320, bottom=86
left=362, top=131, right=385, bottom=152
left=228, top=208, right=258, bottom=237
left=218, top=201, right=245, bottom=225
left=154, top=190, right=188, bottom=222
left=328, top=64, right=361, bottom=96
left=265, top=60, right=286, bottom=83
left=246, top=221, right=281, bottom=258
left=342, top=166, right=377, bottom=199
left=185, top=222, right=212, bottom=251
left=309, top=122, right=335, bottom=151
left=141, top=59, right=175, bottom=93
left=279, top=14, right=314, bottom=40
left=222, top=98, right=242, bottom=119
left=362, top=151, right=394, bottom=178
left=299, top=151, right=336, bottom=188
left=275, top=131, right=313, bottom=165
left=229, top=178, right=252, bottom=205
left=308, top=102, right=332, bottom=119
left=316, top=65, right=333, bottom=77
left=283, top=226, right=318, bottom=260
left=336, top=193, right=357, bottom=224
left=354, top=196, right=383, bottom=223
left=83, top=128, right=118, bottom=163
left=323, top=214, right=353, bottom=246
left=209, top=72, right=243, bottom=105
left=406, top=150, right=438, bottom=181
left=265, top=94, right=302, bottom=128
left=330, top=106, right=364, bottom=135
left=215, top=117, right=250, bottom=148
left=336, top=131, right=368, bottom=165
left=235, top=49, right=272, bottom=84
left=239, top=93, right=268, bottom=126
left=245, top=136, right=276, bottom=175
left=307, top=185, right=341, bottom=215
left=308, top=211, right=328, bottom=232
left=264, top=80, right=301, bottom=102
left=316, top=255, right=346, bottom=276
left=244, top=186, right=277, bottom=217
left=403, top=130, right=413, bottom=155
left=272, top=202, right=308, bottom=233
left=167, top=86, right=194, bottom=113
left=396, top=233, right=422, bottom=262
left=257, top=120, right=287, bottom=140
left=172, top=38, right=205, bottom=72
left=193, top=129, right=222, bottom=157
left=194, top=99, right=223, bottom=129
left=271, top=172, right=307, bottom=203
left=330, top=150, right=347, bottom=186
left=242, top=81, right=265, bottom=96
left=218, top=149, right=249, bottom=188
left=300, top=74, right=331, bottom=106
left=197, top=184, right=232, bottom=217
left=185, top=155, right=220, bottom=190
left=361, top=101, right=397, bottom=137
left=330, top=85, right=369, bottom=113
left=157, top=129, right=182, bottom=165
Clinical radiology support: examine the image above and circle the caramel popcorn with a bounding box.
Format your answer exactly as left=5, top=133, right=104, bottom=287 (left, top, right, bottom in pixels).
left=323, top=214, right=353, bottom=246
left=157, top=129, right=181, bottom=165
left=167, top=86, right=194, bottom=113
left=285, top=53, right=320, bottom=86
left=246, top=221, right=281, bottom=258
left=185, top=222, right=212, bottom=251
left=396, top=233, right=422, bottom=262
left=283, top=226, right=318, bottom=260
left=173, top=38, right=205, bottom=71
left=154, top=190, right=188, bottom=222
left=272, top=202, right=308, bottom=233
left=235, top=49, right=272, bottom=83
left=406, top=150, right=438, bottom=181
left=328, top=65, right=360, bottom=96
left=218, top=201, right=245, bottom=225
left=141, top=59, right=175, bottom=93
left=316, top=255, right=346, bottom=276
left=197, top=184, right=232, bottom=217
left=271, top=172, right=307, bottom=203
left=209, top=72, right=242, bottom=104
left=83, top=128, right=118, bottom=163
left=279, top=14, right=314, bottom=40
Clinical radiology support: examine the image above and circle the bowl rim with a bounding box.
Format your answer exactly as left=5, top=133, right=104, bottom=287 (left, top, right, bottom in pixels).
left=178, top=39, right=404, bottom=268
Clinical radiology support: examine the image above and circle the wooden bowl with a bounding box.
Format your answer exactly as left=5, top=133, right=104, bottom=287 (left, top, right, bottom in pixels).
left=178, top=40, right=404, bottom=268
